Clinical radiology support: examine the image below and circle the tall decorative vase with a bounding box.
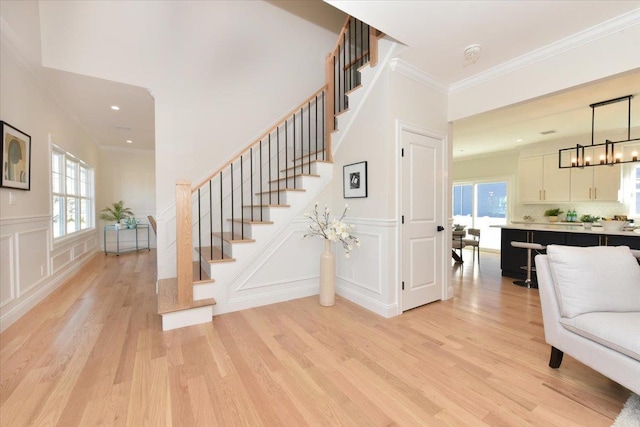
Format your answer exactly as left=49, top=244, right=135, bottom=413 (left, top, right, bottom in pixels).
left=319, top=239, right=335, bottom=306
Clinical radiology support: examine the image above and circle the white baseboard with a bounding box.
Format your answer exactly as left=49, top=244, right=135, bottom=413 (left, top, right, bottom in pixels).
left=0, top=248, right=98, bottom=332
left=336, top=278, right=399, bottom=318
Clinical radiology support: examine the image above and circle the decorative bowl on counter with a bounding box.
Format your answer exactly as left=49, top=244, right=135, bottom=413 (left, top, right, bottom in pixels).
left=599, top=220, right=627, bottom=231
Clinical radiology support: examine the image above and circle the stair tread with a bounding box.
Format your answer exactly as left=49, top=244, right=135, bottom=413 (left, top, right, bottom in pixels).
left=292, top=149, right=327, bottom=162
left=157, top=278, right=216, bottom=315
left=242, top=203, right=290, bottom=208
left=280, top=159, right=332, bottom=173
left=196, top=246, right=236, bottom=263
left=256, top=188, right=306, bottom=195
left=192, top=261, right=215, bottom=283
left=345, top=84, right=362, bottom=95
left=212, top=232, right=256, bottom=243
left=227, top=219, right=274, bottom=225
left=269, top=174, right=320, bottom=184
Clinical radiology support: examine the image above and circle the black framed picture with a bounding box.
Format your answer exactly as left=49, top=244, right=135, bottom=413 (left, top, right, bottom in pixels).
left=1, top=121, right=31, bottom=191
left=343, top=161, right=367, bottom=198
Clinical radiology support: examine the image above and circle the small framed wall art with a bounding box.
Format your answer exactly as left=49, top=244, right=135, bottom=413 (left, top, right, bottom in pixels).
left=343, top=161, right=367, bottom=198
left=1, top=121, right=31, bottom=191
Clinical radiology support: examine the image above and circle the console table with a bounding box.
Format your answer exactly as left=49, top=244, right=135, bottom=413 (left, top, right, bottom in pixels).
left=104, top=224, right=150, bottom=255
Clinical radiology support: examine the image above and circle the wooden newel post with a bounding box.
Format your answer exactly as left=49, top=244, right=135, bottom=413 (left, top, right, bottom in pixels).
left=176, top=180, right=193, bottom=305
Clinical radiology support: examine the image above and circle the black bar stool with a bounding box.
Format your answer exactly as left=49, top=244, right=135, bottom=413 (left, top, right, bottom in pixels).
left=510, top=241, right=546, bottom=288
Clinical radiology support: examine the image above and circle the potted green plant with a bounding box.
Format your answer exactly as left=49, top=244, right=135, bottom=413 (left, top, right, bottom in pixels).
left=544, top=208, right=564, bottom=223
left=579, top=214, right=600, bottom=229
left=99, top=200, right=134, bottom=228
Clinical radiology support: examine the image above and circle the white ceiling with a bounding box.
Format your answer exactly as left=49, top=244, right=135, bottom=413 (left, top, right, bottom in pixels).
left=327, top=1, right=640, bottom=159
left=40, top=68, right=156, bottom=151
left=35, top=1, right=640, bottom=156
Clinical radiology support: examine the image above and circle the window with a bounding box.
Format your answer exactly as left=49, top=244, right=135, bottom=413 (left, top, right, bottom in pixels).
left=52, top=146, right=94, bottom=239
left=453, top=181, right=508, bottom=250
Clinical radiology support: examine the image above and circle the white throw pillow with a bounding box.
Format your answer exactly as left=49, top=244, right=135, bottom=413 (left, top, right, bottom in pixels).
left=546, top=245, right=640, bottom=318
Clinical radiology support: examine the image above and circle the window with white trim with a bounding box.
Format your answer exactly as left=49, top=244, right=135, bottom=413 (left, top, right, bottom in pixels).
left=52, top=146, right=94, bottom=239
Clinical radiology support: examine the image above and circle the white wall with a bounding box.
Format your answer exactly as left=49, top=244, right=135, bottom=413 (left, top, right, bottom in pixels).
left=96, top=146, right=157, bottom=249
left=36, top=0, right=345, bottom=279
left=306, top=41, right=450, bottom=317
left=0, top=7, right=101, bottom=331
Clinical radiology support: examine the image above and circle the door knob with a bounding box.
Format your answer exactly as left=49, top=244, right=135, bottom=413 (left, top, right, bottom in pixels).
left=437, top=226, right=445, bottom=232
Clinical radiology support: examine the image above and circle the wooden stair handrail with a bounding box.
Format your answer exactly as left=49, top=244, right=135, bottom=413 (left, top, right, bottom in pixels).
left=192, top=85, right=327, bottom=192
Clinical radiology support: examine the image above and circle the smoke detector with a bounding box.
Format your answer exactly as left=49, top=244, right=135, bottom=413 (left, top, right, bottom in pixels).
left=463, top=44, right=481, bottom=66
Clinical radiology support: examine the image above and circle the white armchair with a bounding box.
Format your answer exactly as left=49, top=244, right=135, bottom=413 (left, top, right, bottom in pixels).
left=535, top=245, right=640, bottom=394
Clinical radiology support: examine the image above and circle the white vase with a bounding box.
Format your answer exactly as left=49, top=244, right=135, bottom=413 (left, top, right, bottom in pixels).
left=319, top=239, right=335, bottom=306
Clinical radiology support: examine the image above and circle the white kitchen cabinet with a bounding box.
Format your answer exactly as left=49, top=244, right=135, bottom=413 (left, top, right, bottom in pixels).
left=570, top=148, right=621, bottom=201
left=519, top=154, right=570, bottom=203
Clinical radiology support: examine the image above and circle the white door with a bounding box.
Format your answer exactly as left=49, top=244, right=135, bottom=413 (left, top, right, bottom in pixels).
left=401, top=129, right=443, bottom=311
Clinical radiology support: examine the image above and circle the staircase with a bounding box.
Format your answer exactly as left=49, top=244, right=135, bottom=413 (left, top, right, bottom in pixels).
left=158, top=16, right=382, bottom=331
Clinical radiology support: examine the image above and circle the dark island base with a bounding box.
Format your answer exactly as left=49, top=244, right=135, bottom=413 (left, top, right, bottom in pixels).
left=500, top=227, right=640, bottom=282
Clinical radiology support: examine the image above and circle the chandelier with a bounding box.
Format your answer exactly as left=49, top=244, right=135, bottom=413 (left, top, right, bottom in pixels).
left=558, top=95, right=639, bottom=168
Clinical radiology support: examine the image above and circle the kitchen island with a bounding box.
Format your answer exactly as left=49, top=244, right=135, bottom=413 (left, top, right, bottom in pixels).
left=495, top=223, right=640, bottom=281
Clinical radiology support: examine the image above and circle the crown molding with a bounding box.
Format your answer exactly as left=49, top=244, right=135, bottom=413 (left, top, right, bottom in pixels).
left=450, top=8, right=640, bottom=94
left=99, top=144, right=155, bottom=154
left=389, top=58, right=449, bottom=94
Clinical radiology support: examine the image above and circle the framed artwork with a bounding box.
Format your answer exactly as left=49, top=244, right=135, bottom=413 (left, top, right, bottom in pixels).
left=343, top=161, right=367, bottom=198
left=1, top=121, right=31, bottom=191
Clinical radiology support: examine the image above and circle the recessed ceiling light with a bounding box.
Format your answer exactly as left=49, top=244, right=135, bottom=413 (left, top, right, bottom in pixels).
left=126, top=140, right=133, bottom=144
left=516, top=138, right=523, bottom=142
left=111, top=105, right=120, bottom=111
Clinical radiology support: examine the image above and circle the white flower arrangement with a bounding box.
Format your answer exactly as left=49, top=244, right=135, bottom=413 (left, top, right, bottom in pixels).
left=303, top=203, right=361, bottom=257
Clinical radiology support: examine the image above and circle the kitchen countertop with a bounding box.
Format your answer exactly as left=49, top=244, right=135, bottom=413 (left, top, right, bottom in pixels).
left=492, top=222, right=640, bottom=237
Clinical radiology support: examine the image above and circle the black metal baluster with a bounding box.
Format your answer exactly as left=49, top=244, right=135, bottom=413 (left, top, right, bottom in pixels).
left=293, top=117, right=296, bottom=190
left=220, top=171, right=224, bottom=259
left=250, top=147, right=254, bottom=221
left=307, top=101, right=311, bottom=174
left=197, top=188, right=202, bottom=280
left=240, top=154, right=244, bottom=239
left=315, top=96, right=318, bottom=161
left=231, top=162, right=234, bottom=238
left=268, top=134, right=272, bottom=205
left=342, top=32, right=346, bottom=110
left=322, top=91, right=325, bottom=160
left=366, top=21, right=370, bottom=62
left=300, top=107, right=304, bottom=173
left=209, top=180, right=213, bottom=261
left=285, top=119, right=290, bottom=190
left=276, top=126, right=281, bottom=204
left=259, top=140, right=263, bottom=221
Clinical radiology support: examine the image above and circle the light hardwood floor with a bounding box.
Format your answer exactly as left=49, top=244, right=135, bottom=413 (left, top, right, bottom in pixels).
left=0, top=248, right=630, bottom=426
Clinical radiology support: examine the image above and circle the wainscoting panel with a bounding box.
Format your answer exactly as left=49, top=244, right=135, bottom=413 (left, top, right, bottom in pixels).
left=237, top=227, right=319, bottom=292
left=73, top=242, right=86, bottom=259
left=52, top=250, right=72, bottom=273
left=17, top=227, right=49, bottom=296
left=0, top=216, right=98, bottom=332
left=336, top=231, right=382, bottom=294
left=336, top=218, right=399, bottom=318
left=0, top=235, right=15, bottom=307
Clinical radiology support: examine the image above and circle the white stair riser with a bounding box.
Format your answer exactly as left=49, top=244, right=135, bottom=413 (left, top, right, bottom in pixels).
left=281, top=162, right=323, bottom=175
left=161, top=305, right=213, bottom=331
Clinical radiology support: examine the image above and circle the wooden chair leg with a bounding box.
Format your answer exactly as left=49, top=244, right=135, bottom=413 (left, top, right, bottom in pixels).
left=549, top=346, right=564, bottom=368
